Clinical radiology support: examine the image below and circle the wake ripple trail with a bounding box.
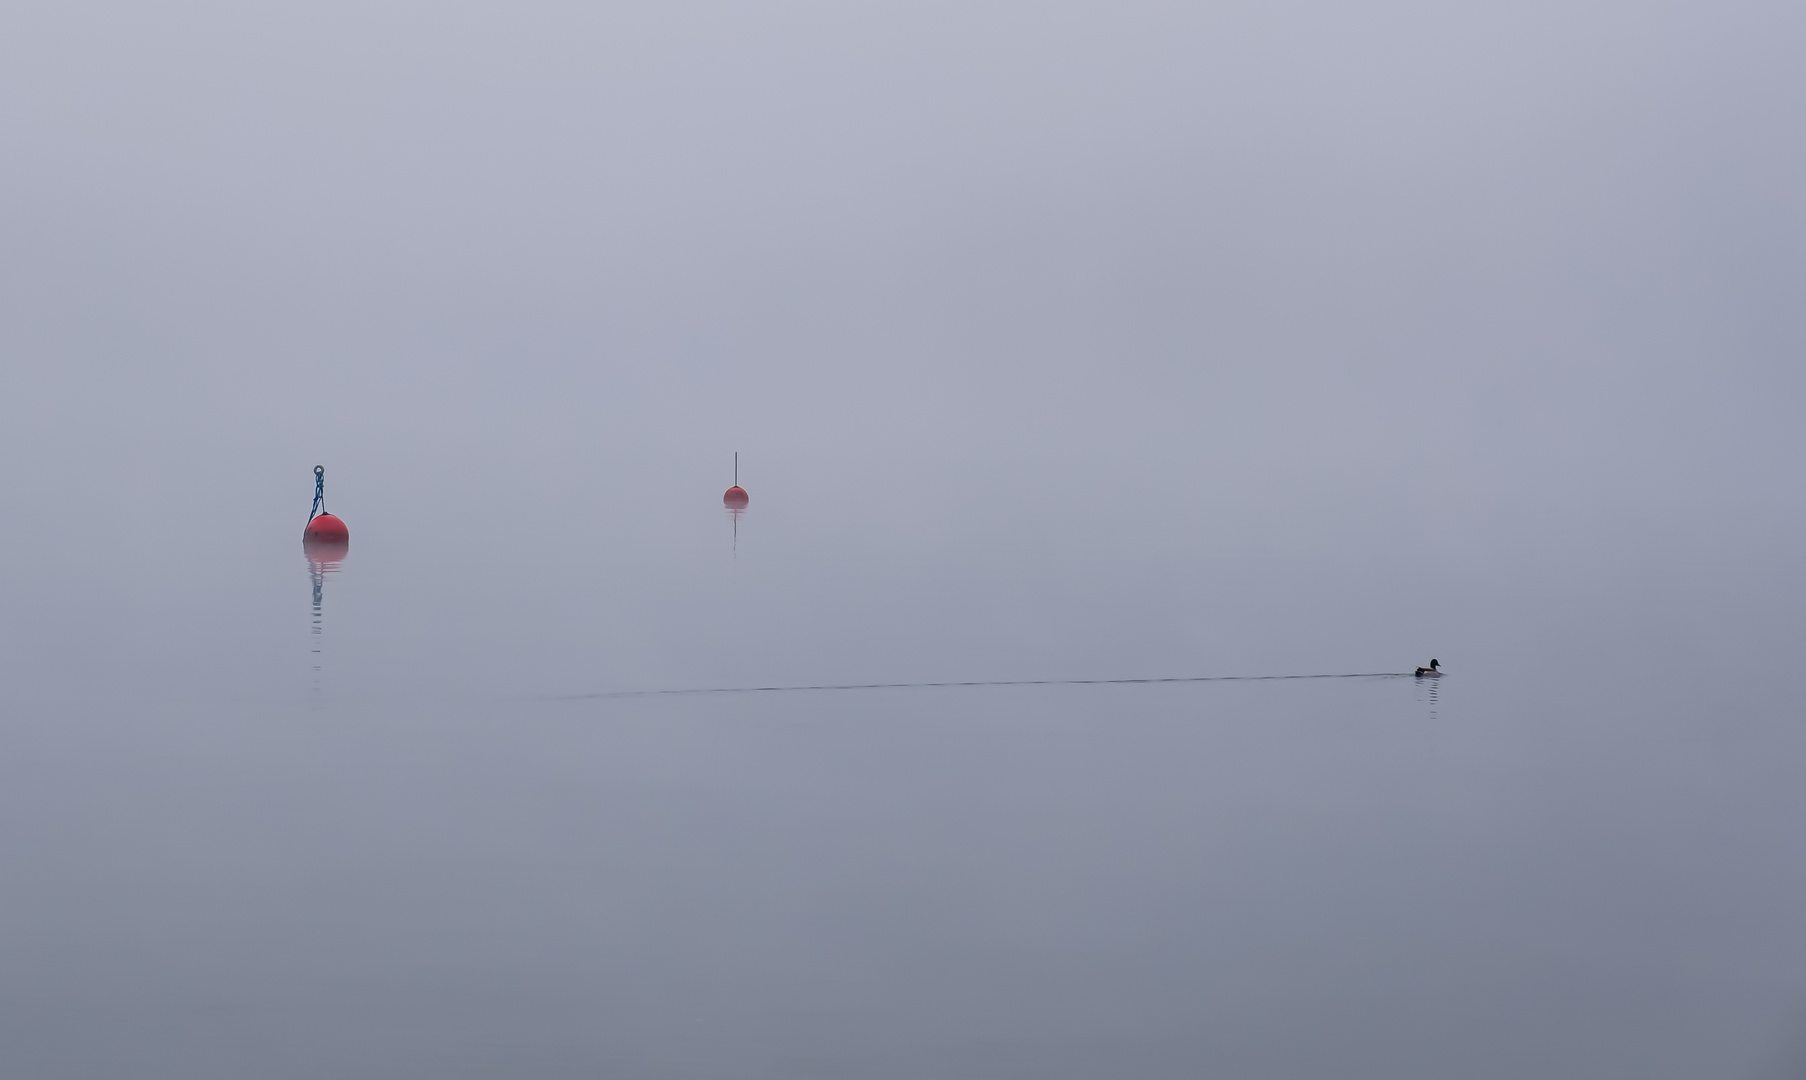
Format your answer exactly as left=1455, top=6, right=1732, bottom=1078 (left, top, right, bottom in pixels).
left=545, top=671, right=1411, bottom=701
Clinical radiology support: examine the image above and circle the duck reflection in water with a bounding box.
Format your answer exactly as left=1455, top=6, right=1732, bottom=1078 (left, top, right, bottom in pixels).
left=1412, top=659, right=1442, bottom=720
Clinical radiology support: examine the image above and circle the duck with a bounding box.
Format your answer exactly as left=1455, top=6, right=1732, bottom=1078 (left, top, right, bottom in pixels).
left=1414, top=659, right=1442, bottom=678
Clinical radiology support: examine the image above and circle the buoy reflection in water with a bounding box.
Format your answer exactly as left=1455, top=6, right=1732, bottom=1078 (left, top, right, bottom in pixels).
left=304, top=533, right=347, bottom=697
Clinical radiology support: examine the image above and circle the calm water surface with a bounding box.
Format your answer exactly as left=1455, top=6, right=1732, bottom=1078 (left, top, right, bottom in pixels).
left=1, top=515, right=1801, bottom=1079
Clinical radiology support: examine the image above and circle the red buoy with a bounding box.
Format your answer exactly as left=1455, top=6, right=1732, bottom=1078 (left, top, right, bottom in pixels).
left=302, top=466, right=350, bottom=561
left=303, top=514, right=350, bottom=561
left=722, top=451, right=749, bottom=508
left=304, top=514, right=349, bottom=544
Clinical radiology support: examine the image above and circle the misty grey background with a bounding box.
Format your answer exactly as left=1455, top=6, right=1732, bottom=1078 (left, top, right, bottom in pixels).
left=2, top=2, right=1804, bottom=1077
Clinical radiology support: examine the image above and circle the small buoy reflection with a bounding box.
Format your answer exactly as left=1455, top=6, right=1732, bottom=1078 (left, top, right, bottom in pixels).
left=726, top=504, right=745, bottom=553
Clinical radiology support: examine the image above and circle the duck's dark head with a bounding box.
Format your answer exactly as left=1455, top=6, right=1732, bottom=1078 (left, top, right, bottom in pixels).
left=1430, top=659, right=1440, bottom=669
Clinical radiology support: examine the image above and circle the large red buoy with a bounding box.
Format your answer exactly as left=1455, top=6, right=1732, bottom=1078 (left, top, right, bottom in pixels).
left=302, top=466, right=350, bottom=560
left=722, top=452, right=749, bottom=508
left=304, top=513, right=349, bottom=544
left=303, top=514, right=350, bottom=560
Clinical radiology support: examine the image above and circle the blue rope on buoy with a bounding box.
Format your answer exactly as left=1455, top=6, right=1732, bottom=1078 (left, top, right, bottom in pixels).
left=308, top=465, right=326, bottom=522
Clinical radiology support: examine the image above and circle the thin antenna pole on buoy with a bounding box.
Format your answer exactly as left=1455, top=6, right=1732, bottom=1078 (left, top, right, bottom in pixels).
left=734, top=452, right=738, bottom=487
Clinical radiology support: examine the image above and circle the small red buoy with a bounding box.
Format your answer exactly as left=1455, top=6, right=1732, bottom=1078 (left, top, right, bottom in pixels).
left=722, top=451, right=749, bottom=508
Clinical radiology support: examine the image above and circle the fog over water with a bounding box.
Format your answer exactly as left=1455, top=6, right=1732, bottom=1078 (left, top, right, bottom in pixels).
left=2, top=2, right=1804, bottom=1076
